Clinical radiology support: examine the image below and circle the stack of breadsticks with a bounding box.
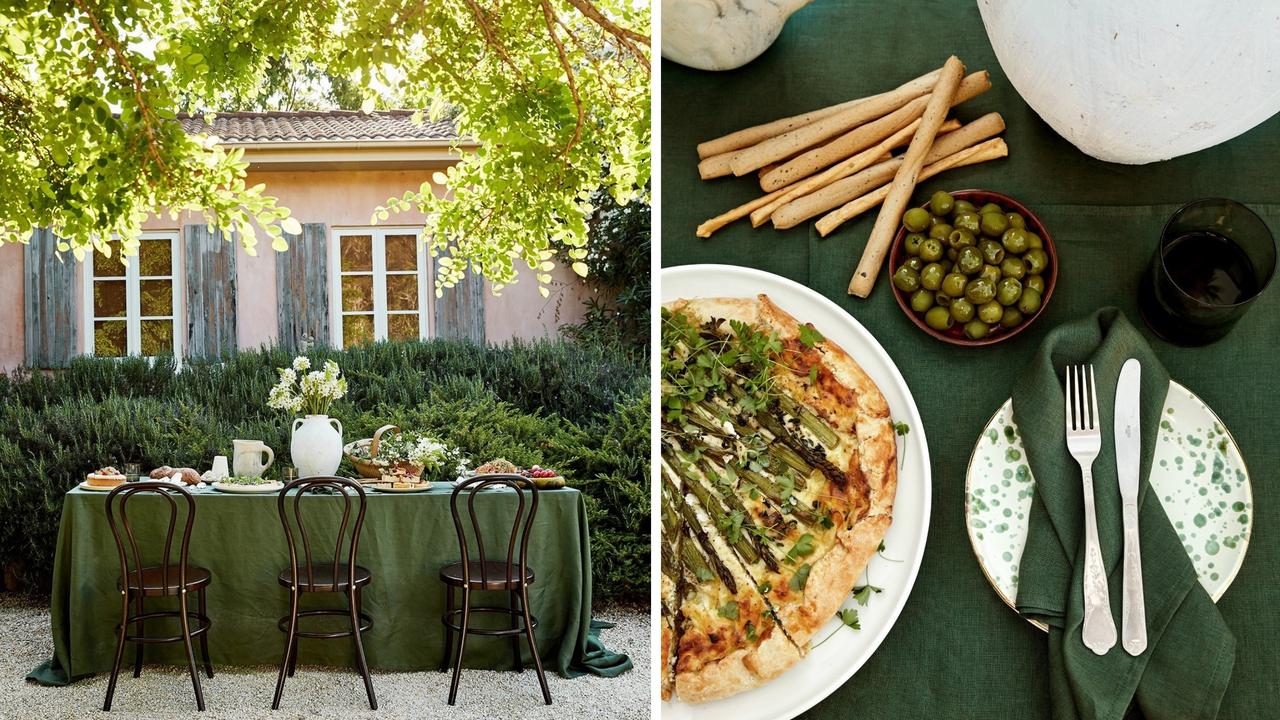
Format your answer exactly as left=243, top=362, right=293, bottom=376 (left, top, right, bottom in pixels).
left=694, top=56, right=1008, bottom=297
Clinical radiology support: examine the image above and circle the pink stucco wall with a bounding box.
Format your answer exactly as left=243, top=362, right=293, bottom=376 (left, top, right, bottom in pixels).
left=0, top=166, right=592, bottom=370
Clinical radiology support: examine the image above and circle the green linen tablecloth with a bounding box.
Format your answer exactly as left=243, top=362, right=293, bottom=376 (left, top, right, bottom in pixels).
left=662, top=1, right=1280, bottom=717
left=28, top=485, right=628, bottom=685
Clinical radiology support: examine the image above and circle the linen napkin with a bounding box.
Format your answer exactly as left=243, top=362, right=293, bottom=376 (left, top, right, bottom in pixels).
left=1012, top=308, right=1235, bottom=720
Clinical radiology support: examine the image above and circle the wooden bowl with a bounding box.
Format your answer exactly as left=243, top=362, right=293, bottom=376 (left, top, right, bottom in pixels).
left=889, top=190, right=1057, bottom=346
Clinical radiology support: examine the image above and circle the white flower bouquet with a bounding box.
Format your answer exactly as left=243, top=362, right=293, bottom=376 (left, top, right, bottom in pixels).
left=376, top=431, right=469, bottom=483
left=267, top=356, right=348, bottom=416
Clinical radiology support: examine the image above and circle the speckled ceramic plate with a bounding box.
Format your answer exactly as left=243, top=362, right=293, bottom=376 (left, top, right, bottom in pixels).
left=966, top=381, right=1252, bottom=628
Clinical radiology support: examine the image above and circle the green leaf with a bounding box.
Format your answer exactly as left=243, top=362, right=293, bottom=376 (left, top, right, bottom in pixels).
left=279, top=217, right=302, bottom=236
left=717, top=601, right=739, bottom=620
left=798, top=324, right=825, bottom=348
left=839, top=608, right=860, bottom=630
left=789, top=563, right=811, bottom=592
left=786, top=533, right=816, bottom=563
left=894, top=421, right=910, bottom=436
left=852, top=584, right=881, bottom=606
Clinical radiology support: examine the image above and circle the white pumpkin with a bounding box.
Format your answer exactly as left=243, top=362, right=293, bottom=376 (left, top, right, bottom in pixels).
left=661, top=0, right=813, bottom=71
left=978, top=0, right=1280, bottom=164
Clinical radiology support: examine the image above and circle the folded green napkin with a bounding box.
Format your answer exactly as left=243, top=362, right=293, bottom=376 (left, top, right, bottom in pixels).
left=1011, top=309, right=1235, bottom=720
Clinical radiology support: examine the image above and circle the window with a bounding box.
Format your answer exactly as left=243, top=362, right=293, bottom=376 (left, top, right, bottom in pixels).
left=330, top=228, right=430, bottom=348
left=81, top=232, right=181, bottom=358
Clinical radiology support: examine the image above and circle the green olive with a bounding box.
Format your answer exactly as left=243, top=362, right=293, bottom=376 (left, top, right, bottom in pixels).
left=902, top=207, right=931, bottom=233
left=1001, top=227, right=1030, bottom=254
left=979, top=264, right=1002, bottom=284
left=1005, top=212, right=1026, bottom=230
left=996, top=277, right=1023, bottom=306
left=1000, top=307, right=1024, bottom=328
left=949, top=298, right=975, bottom=323
left=978, top=239, right=1005, bottom=265
left=910, top=289, right=934, bottom=313
left=928, top=223, right=953, bottom=241
left=934, top=292, right=952, bottom=307
left=904, top=233, right=926, bottom=256
left=903, top=256, right=925, bottom=272
left=1018, top=287, right=1043, bottom=315
left=1025, top=274, right=1045, bottom=294
left=965, top=278, right=996, bottom=304
left=978, top=300, right=1003, bottom=324
left=892, top=265, right=921, bottom=293
left=1025, top=231, right=1043, bottom=250
left=953, top=212, right=981, bottom=234
left=948, top=228, right=977, bottom=249
left=980, top=211, right=1009, bottom=238
left=956, top=246, right=984, bottom=275
left=929, top=191, right=955, bottom=216
left=964, top=320, right=991, bottom=340
left=979, top=202, right=1003, bottom=215
left=925, top=306, right=954, bottom=331
left=946, top=248, right=958, bottom=262
left=920, top=262, right=945, bottom=291
left=941, top=272, right=968, bottom=298
left=953, top=199, right=977, bottom=215
left=919, top=238, right=944, bottom=262
left=939, top=259, right=954, bottom=275
left=1024, top=247, right=1049, bottom=274
left=1000, top=256, right=1026, bottom=279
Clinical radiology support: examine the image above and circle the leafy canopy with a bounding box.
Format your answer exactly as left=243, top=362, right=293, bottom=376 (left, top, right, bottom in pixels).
left=0, top=0, right=650, bottom=292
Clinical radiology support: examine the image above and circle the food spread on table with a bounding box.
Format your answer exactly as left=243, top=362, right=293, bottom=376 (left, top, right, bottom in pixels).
left=659, top=295, right=897, bottom=703
left=473, top=459, right=567, bottom=489
left=149, top=466, right=201, bottom=486
left=85, top=467, right=126, bottom=489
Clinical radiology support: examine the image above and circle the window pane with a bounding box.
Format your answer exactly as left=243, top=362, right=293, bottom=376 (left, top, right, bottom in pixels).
left=94, top=321, right=127, bottom=356
left=386, top=274, right=418, bottom=311
left=386, top=234, right=418, bottom=271
left=388, top=313, right=419, bottom=341
left=341, top=235, right=373, bottom=271
left=93, top=257, right=125, bottom=278
left=341, top=275, right=374, bottom=312
left=93, top=280, right=127, bottom=318
left=140, top=320, right=174, bottom=356
left=138, top=238, right=172, bottom=276
left=139, top=279, right=172, bottom=316
left=343, top=315, right=374, bottom=348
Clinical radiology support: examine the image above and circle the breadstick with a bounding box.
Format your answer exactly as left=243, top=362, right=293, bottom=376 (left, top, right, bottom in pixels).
left=849, top=56, right=966, bottom=296
left=696, top=189, right=791, bottom=238
left=698, top=153, right=735, bottom=180
left=817, top=138, right=1010, bottom=238
left=695, top=68, right=942, bottom=159
left=771, top=113, right=1004, bottom=229
left=759, top=71, right=990, bottom=192
left=728, top=70, right=944, bottom=176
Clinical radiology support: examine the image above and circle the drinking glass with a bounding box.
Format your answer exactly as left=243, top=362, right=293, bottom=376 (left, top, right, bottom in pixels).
left=123, top=463, right=141, bottom=483
left=282, top=467, right=298, bottom=484
left=1138, top=198, right=1275, bottom=345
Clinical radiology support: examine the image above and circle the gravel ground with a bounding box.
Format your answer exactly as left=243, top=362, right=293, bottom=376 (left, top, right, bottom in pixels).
left=0, top=594, right=651, bottom=720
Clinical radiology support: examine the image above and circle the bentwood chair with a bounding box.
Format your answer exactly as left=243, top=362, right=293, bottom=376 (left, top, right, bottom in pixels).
left=103, top=482, right=213, bottom=712
left=273, top=476, right=376, bottom=710
left=440, top=474, right=551, bottom=706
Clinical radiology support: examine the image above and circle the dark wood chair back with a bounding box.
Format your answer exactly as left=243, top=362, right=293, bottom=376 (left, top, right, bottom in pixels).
left=277, top=476, right=367, bottom=591
left=105, top=481, right=197, bottom=597
left=449, top=474, right=539, bottom=588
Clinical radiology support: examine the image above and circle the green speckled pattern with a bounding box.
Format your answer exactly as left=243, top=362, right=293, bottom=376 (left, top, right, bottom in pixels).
left=966, top=381, right=1252, bottom=615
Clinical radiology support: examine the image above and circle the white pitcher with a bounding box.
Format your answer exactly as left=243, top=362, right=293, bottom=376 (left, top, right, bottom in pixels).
left=291, top=415, right=343, bottom=478
left=232, top=440, right=274, bottom=478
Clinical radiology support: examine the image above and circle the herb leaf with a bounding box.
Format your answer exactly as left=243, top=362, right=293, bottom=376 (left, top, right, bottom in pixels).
left=798, top=324, right=825, bottom=348
left=790, top=563, right=812, bottom=591
left=893, top=421, right=910, bottom=436
left=718, top=601, right=739, bottom=620
left=839, top=608, right=860, bottom=630
left=786, top=533, right=816, bottom=563
left=852, top=584, right=882, bottom=606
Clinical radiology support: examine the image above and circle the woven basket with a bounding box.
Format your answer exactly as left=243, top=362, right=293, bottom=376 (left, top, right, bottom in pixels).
left=343, top=424, right=401, bottom=479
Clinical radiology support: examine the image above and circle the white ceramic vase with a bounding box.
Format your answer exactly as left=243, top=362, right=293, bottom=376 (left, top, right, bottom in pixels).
left=290, top=415, right=343, bottom=478
left=662, top=0, right=814, bottom=71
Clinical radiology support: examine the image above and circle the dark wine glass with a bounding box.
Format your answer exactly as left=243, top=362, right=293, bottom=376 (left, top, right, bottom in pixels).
left=1138, top=198, right=1275, bottom=346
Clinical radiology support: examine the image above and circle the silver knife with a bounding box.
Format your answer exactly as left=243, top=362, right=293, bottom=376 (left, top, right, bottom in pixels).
left=1115, top=358, right=1147, bottom=655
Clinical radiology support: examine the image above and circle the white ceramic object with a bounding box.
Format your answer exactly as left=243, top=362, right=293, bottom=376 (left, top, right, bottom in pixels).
left=290, top=415, right=343, bottom=478
left=211, top=480, right=285, bottom=495
left=978, top=0, right=1280, bottom=164
left=210, top=455, right=230, bottom=480
left=661, top=0, right=812, bottom=71
left=232, top=439, right=274, bottom=478
left=661, top=265, right=931, bottom=720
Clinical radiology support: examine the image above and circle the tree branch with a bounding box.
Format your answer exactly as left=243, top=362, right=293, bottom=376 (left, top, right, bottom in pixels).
left=540, top=0, right=584, bottom=158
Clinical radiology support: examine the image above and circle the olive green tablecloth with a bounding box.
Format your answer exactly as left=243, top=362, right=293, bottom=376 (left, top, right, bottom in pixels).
left=662, top=1, right=1280, bottom=717
left=27, top=485, right=629, bottom=685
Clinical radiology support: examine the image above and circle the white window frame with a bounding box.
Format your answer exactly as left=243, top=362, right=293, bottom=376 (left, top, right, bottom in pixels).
left=329, top=227, right=431, bottom=347
left=80, top=231, right=183, bottom=359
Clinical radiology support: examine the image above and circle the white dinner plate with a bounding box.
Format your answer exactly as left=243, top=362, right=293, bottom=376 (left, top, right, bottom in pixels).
left=661, top=264, right=932, bottom=720
left=210, top=481, right=285, bottom=494
left=966, top=382, right=1253, bottom=628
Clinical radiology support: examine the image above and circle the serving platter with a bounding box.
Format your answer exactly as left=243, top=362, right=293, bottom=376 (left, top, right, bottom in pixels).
left=966, top=382, right=1253, bottom=627
left=210, top=480, right=285, bottom=494
left=661, top=264, right=932, bottom=720
left=76, top=481, right=119, bottom=492
left=368, top=484, right=434, bottom=493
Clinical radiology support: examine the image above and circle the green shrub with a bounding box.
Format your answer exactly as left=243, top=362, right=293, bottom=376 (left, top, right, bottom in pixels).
left=0, top=339, right=649, bottom=603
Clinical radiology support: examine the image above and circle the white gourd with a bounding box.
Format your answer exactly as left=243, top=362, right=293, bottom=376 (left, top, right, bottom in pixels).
left=661, top=0, right=813, bottom=71
left=978, top=0, right=1280, bottom=164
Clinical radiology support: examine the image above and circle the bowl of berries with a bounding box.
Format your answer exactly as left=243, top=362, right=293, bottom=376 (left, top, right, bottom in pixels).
left=519, top=465, right=566, bottom=490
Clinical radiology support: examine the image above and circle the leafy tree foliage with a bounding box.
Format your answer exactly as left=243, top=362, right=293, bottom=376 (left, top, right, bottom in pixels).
left=561, top=187, right=650, bottom=356
left=0, top=0, right=649, bottom=291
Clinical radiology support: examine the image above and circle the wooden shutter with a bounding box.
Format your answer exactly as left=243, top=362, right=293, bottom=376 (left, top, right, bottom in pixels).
left=433, top=266, right=485, bottom=343
left=275, top=223, right=330, bottom=351
left=22, top=229, right=77, bottom=368
left=183, top=224, right=238, bottom=358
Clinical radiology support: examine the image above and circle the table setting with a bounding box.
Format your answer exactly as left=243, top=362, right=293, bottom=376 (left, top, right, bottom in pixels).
left=659, top=1, right=1280, bottom=718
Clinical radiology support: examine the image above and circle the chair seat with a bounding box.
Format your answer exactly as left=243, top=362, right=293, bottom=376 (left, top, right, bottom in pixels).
left=440, top=561, right=535, bottom=590
left=119, top=565, right=211, bottom=596
left=277, top=564, right=372, bottom=592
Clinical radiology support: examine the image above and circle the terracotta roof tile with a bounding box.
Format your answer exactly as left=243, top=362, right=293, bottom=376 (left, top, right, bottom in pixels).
left=178, top=110, right=460, bottom=143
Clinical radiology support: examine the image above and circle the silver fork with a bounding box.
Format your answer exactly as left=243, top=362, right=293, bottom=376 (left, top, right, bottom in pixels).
left=1066, top=365, right=1117, bottom=655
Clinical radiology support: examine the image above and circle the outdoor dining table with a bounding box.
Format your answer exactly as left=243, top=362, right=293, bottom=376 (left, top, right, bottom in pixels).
left=661, top=1, right=1280, bottom=717
left=28, top=483, right=608, bottom=686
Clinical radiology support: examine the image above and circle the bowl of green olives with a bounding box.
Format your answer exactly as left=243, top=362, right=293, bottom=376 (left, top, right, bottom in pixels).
left=889, top=189, right=1056, bottom=345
